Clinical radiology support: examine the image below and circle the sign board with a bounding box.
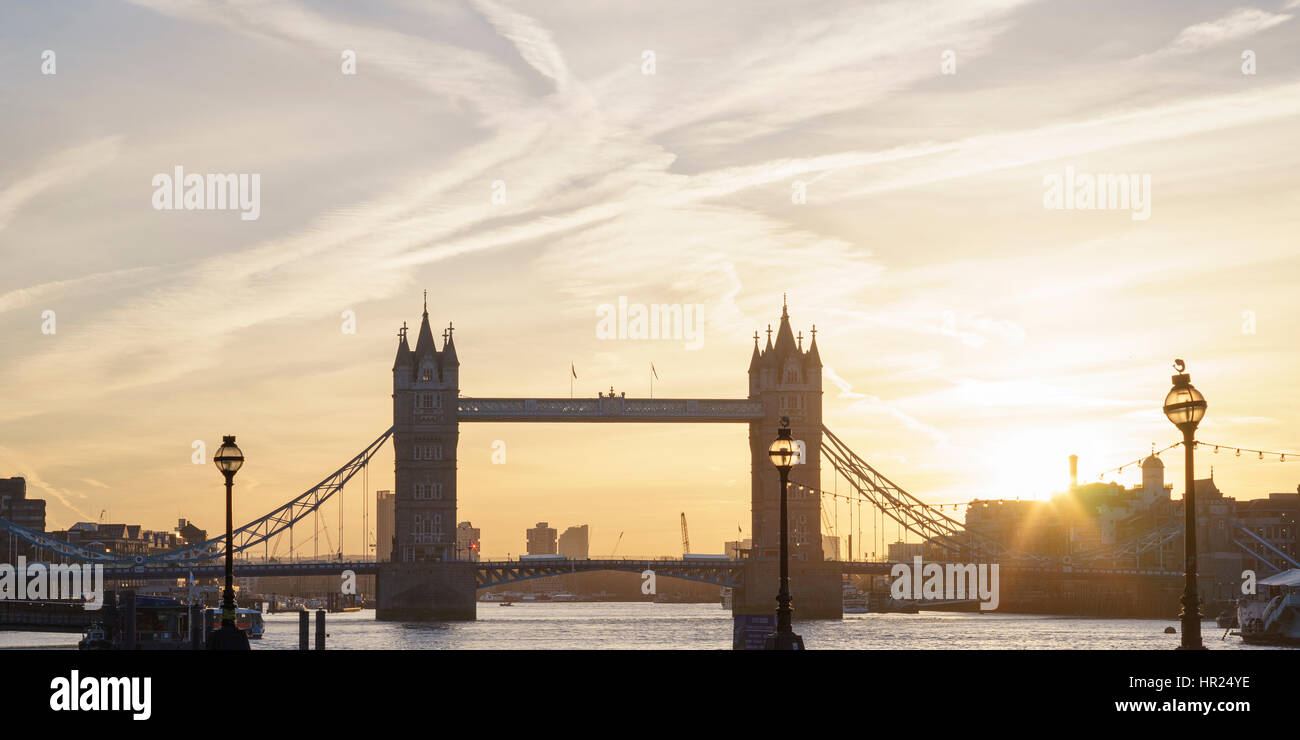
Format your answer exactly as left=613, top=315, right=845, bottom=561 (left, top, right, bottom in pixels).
left=733, top=613, right=777, bottom=650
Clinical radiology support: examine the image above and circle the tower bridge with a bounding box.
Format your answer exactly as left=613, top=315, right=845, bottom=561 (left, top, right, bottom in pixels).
left=0, top=296, right=1190, bottom=623
left=379, top=295, right=838, bottom=617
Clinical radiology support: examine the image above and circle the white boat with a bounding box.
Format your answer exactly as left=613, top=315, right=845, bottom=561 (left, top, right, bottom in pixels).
left=1236, top=568, right=1300, bottom=646
left=550, top=593, right=581, bottom=602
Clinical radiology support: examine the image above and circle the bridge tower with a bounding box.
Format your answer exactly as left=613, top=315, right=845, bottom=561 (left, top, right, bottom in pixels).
left=390, top=294, right=460, bottom=563
left=748, top=298, right=823, bottom=561
left=378, top=295, right=474, bottom=620
left=735, top=298, right=840, bottom=619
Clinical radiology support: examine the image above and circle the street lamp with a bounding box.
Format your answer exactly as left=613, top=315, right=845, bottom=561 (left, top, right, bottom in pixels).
left=1163, top=360, right=1207, bottom=650
left=210, top=435, right=249, bottom=651
left=765, top=417, right=805, bottom=650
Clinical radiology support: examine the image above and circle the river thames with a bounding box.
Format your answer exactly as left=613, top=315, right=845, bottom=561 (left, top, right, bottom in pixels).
left=2, top=603, right=1292, bottom=649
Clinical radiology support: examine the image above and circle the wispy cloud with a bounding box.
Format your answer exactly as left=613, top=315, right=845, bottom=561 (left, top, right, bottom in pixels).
left=0, top=138, right=120, bottom=233
left=1141, top=7, right=1293, bottom=60
left=0, top=449, right=94, bottom=521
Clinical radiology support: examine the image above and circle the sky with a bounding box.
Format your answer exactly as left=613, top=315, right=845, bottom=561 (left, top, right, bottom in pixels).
left=2, top=0, right=1299, bottom=559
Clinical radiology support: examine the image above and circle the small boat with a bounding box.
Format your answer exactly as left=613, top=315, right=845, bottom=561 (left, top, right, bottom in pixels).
left=499, top=601, right=514, bottom=607
left=78, top=621, right=112, bottom=651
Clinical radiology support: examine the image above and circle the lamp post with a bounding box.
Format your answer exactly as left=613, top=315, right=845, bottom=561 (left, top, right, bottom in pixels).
left=765, top=417, right=805, bottom=650
left=210, top=435, right=250, bottom=651
left=1162, top=360, right=1207, bottom=650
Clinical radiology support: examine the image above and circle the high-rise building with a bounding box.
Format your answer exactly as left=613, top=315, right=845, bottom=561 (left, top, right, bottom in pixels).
left=375, top=490, right=395, bottom=562
left=1, top=477, right=46, bottom=559
left=558, top=524, right=589, bottom=559
left=457, top=521, right=481, bottom=561
left=391, top=297, right=460, bottom=562
left=527, top=522, right=557, bottom=555
left=0, top=477, right=44, bottom=532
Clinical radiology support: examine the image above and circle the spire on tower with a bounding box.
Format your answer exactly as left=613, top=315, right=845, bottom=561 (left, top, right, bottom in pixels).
left=414, top=297, right=438, bottom=360
left=807, top=323, right=821, bottom=366
left=773, top=297, right=796, bottom=354
left=393, top=321, right=412, bottom=370
left=442, top=321, right=459, bottom=366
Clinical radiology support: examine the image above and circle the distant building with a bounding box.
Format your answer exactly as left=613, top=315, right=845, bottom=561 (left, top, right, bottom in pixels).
left=887, top=541, right=924, bottom=562
left=527, top=522, right=557, bottom=555
left=959, top=453, right=1300, bottom=610
left=376, top=490, right=395, bottom=562
left=558, top=525, right=589, bottom=559
left=1229, top=491, right=1298, bottom=576
left=175, top=518, right=207, bottom=546
left=822, top=535, right=841, bottom=561
left=0, top=477, right=45, bottom=532
left=457, top=521, right=481, bottom=561
left=0, top=477, right=47, bottom=559
left=725, top=538, right=752, bottom=559
left=51, top=522, right=183, bottom=558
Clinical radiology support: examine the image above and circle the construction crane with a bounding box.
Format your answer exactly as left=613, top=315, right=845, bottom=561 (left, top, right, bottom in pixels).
left=680, top=512, right=691, bottom=555
left=610, top=531, right=624, bottom=558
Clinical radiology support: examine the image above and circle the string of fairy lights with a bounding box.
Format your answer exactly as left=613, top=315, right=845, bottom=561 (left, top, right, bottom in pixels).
left=1088, top=440, right=1300, bottom=482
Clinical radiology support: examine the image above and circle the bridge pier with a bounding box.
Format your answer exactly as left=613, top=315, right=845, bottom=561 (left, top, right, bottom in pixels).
left=375, top=562, right=476, bottom=621
left=733, top=560, right=842, bottom=620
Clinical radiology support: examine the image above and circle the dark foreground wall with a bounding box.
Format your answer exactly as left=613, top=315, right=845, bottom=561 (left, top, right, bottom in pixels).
left=732, top=560, right=843, bottom=619
left=376, top=562, right=477, bottom=621
left=994, top=570, right=1185, bottom=618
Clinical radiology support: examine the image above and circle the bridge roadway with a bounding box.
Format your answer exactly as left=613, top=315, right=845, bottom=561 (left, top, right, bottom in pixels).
left=92, top=558, right=1184, bottom=588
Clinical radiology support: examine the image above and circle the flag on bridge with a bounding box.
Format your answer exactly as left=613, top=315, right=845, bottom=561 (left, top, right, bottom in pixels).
left=571, top=362, right=577, bottom=379
left=651, top=363, right=658, bottom=379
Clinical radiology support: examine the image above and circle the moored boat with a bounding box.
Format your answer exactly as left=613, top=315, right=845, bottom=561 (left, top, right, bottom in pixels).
left=1235, top=568, right=1300, bottom=646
